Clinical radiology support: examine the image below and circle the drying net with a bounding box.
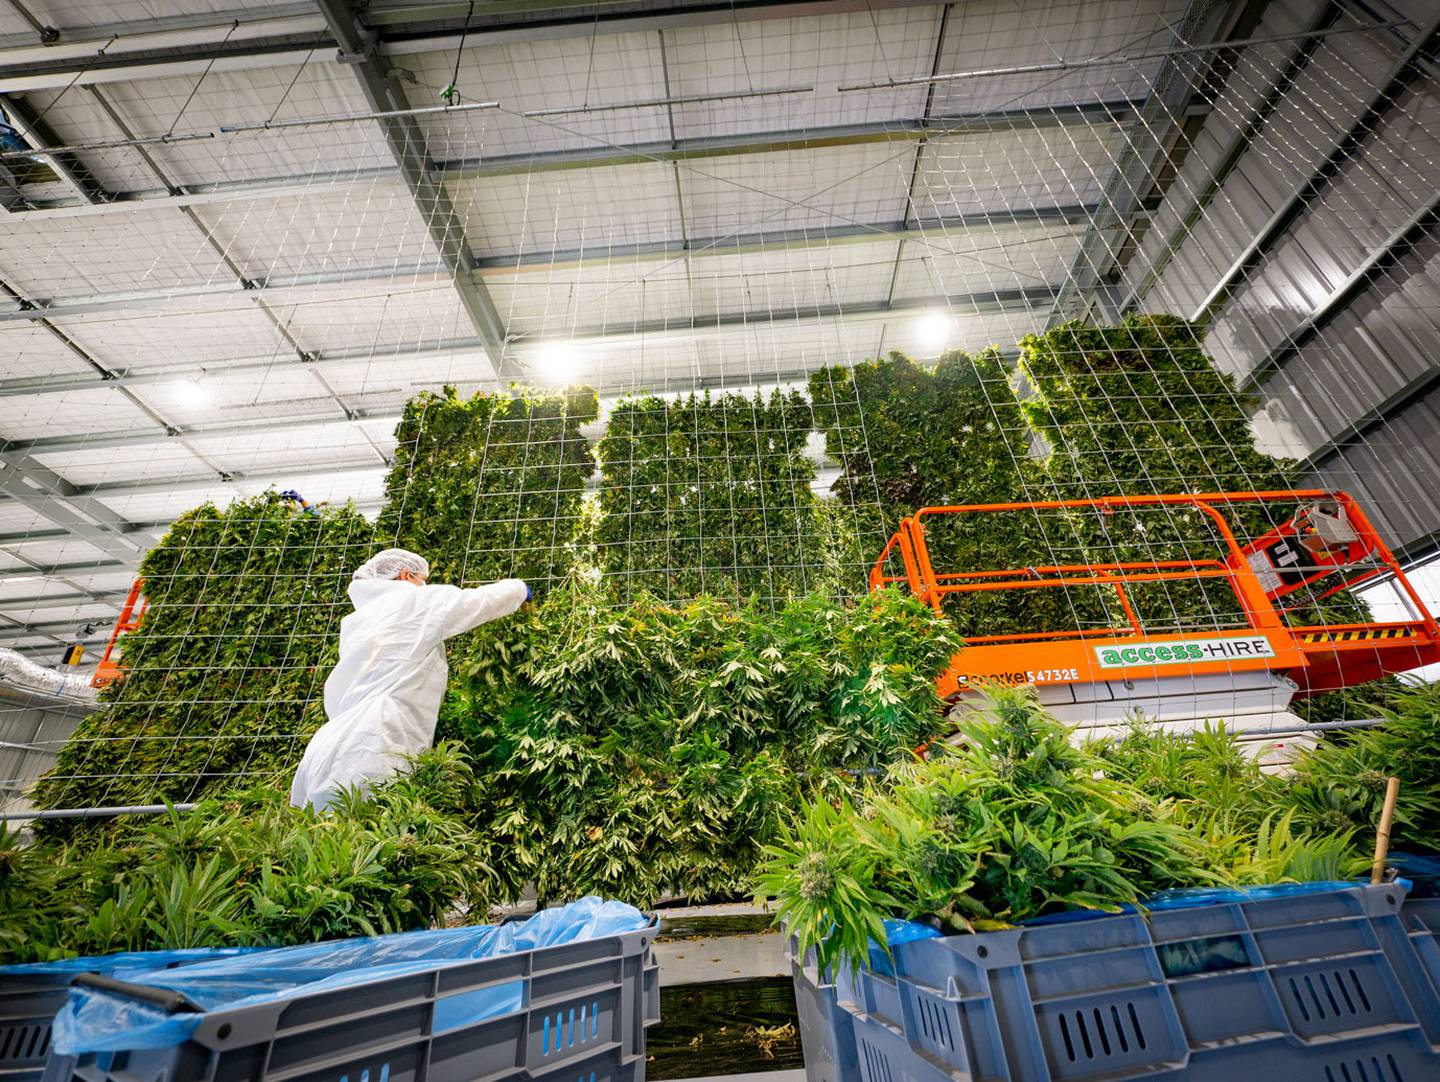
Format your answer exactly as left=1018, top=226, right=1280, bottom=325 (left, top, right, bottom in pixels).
left=0, top=0, right=1437, bottom=816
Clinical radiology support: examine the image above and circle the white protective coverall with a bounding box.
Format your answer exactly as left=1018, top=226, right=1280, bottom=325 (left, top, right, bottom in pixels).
left=289, top=574, right=528, bottom=810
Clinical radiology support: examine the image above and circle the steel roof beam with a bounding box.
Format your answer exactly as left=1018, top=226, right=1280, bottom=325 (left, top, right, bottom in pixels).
left=0, top=99, right=1136, bottom=220
left=79, top=84, right=363, bottom=427
left=882, top=0, right=952, bottom=320
left=67, top=459, right=388, bottom=498
left=0, top=201, right=1093, bottom=326
left=0, top=524, right=167, bottom=549
left=0, top=560, right=126, bottom=583
left=1050, top=0, right=1244, bottom=323
left=317, top=0, right=517, bottom=382
left=0, top=4, right=324, bottom=65
left=0, top=590, right=127, bottom=611
left=0, top=1, right=951, bottom=93
left=0, top=454, right=154, bottom=566
left=1120, top=1, right=1342, bottom=314
left=5, top=615, right=132, bottom=636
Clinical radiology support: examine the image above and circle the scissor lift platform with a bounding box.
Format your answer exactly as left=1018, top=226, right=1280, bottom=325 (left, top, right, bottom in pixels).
left=870, top=490, right=1440, bottom=741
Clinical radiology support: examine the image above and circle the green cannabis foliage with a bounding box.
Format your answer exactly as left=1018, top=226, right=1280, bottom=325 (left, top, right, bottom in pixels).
left=1019, top=315, right=1296, bottom=504
left=763, top=683, right=1436, bottom=971
left=439, top=580, right=962, bottom=908
left=758, top=686, right=1214, bottom=972
left=808, top=317, right=1369, bottom=642
left=0, top=744, right=490, bottom=963
left=1019, top=316, right=1299, bottom=631
left=807, top=348, right=1033, bottom=604
left=1283, top=680, right=1440, bottom=842
left=378, top=385, right=599, bottom=595
left=30, top=493, right=375, bottom=825
left=595, top=390, right=821, bottom=604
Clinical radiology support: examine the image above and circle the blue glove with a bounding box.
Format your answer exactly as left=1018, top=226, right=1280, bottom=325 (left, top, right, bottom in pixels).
left=524, top=583, right=533, bottom=603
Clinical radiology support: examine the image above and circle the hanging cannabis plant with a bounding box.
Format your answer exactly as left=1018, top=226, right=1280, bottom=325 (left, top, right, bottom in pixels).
left=808, top=347, right=1110, bottom=634
left=30, top=493, right=375, bottom=829
left=1020, top=314, right=1369, bottom=632
left=378, top=384, right=598, bottom=596
left=595, top=389, right=819, bottom=604
left=439, top=579, right=962, bottom=907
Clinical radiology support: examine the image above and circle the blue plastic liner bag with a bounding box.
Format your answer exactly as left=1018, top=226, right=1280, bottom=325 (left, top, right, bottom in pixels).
left=52, top=896, right=649, bottom=1056
left=865, top=918, right=942, bottom=977
left=0, top=946, right=263, bottom=982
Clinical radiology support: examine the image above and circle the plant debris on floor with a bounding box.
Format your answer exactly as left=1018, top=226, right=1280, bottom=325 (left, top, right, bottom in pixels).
left=646, top=977, right=805, bottom=1080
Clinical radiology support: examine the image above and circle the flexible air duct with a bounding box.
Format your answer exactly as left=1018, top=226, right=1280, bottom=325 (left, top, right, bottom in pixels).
left=0, top=647, right=99, bottom=705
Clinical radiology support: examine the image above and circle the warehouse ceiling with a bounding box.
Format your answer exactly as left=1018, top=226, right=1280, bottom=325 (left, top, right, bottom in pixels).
left=0, top=0, right=1435, bottom=666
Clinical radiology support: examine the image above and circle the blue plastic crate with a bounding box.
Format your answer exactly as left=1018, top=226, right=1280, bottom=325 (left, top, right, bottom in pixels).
left=0, top=949, right=261, bottom=1082
left=789, top=941, right=859, bottom=1082
left=40, top=921, right=659, bottom=1082
left=790, top=882, right=1440, bottom=1082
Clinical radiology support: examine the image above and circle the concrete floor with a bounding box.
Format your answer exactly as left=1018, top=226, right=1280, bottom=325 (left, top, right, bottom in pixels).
left=654, top=901, right=788, bottom=985
left=654, top=929, right=787, bottom=984
left=652, top=902, right=804, bottom=1082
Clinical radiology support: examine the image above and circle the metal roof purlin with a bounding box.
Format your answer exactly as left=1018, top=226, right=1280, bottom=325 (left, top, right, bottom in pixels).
left=882, top=2, right=952, bottom=321
left=2, top=100, right=1139, bottom=220
left=0, top=286, right=1055, bottom=457
left=0, top=204, right=1094, bottom=329
left=0, top=1, right=953, bottom=93
left=0, top=453, right=153, bottom=567
left=315, top=0, right=519, bottom=383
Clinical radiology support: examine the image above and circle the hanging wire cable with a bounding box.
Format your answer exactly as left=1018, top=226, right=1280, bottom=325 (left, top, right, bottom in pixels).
left=440, top=1, right=477, bottom=105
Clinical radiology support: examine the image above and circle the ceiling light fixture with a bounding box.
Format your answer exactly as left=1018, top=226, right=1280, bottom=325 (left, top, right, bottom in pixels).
left=170, top=377, right=211, bottom=408
left=538, top=342, right=581, bottom=384
left=917, top=311, right=953, bottom=352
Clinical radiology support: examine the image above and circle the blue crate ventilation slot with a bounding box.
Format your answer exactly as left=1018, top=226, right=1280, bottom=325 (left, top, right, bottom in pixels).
left=0, top=947, right=261, bottom=1082
left=542, top=1002, right=602, bottom=1055
left=790, top=882, right=1440, bottom=1082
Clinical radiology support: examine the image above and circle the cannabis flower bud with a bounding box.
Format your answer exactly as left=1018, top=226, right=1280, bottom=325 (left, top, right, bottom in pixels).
left=796, top=852, right=835, bottom=901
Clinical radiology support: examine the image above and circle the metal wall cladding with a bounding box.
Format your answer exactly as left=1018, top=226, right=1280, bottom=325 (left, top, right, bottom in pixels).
left=1133, top=3, right=1440, bottom=558
left=1260, top=231, right=1440, bottom=464
left=1312, top=397, right=1440, bottom=555
left=0, top=698, right=90, bottom=817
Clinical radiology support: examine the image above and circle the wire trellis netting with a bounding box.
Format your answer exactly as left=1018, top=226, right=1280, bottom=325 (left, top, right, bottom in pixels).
left=0, top=0, right=1437, bottom=818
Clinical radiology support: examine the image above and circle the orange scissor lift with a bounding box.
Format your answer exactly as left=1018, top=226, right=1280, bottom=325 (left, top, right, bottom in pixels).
left=871, top=490, right=1440, bottom=744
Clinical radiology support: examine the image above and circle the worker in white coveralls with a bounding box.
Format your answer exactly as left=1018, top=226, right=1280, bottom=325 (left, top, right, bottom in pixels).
left=289, top=548, right=530, bottom=811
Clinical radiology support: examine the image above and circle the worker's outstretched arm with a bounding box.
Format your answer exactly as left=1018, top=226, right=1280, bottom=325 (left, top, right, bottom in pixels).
left=419, top=579, right=529, bottom=649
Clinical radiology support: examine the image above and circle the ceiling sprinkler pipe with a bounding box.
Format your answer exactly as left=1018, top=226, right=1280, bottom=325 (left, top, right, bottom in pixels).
left=220, top=100, right=498, bottom=133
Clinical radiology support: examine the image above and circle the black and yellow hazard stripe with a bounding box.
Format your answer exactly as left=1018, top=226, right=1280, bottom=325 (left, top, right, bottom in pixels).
left=1300, top=626, right=1415, bottom=644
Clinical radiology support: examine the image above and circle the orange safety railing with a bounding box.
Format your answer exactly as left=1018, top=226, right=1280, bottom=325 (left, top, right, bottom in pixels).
left=873, top=491, right=1301, bottom=638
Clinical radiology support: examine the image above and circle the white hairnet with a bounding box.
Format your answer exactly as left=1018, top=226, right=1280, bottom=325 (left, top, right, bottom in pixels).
left=353, top=548, right=430, bottom=582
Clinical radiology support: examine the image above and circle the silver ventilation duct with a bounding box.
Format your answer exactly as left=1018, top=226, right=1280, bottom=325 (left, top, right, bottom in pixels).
left=0, top=648, right=99, bottom=706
